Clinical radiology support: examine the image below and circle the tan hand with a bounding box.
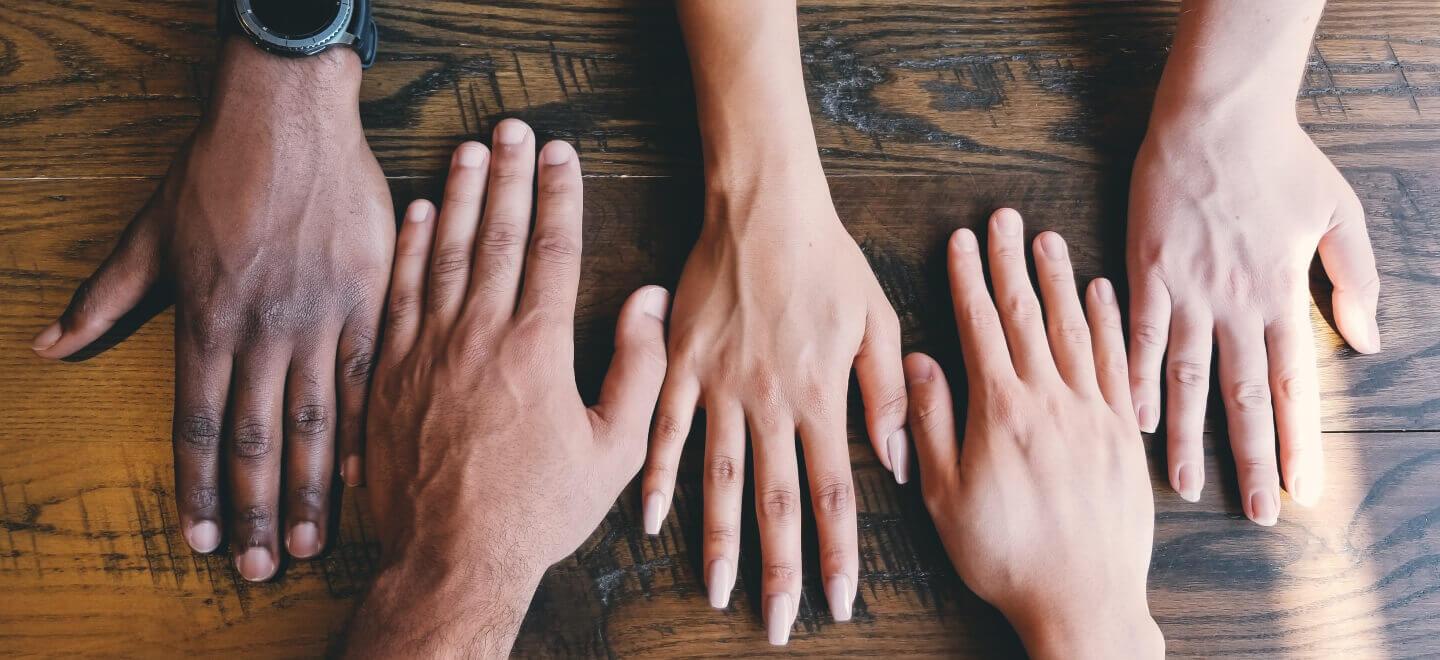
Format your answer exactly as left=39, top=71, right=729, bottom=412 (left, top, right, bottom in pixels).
left=907, top=209, right=1161, bottom=659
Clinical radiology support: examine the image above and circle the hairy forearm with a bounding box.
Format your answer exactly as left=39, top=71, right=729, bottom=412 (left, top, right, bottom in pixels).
left=1154, top=0, right=1325, bottom=121
left=676, top=0, right=824, bottom=191
left=344, top=551, right=541, bottom=659
left=207, top=37, right=363, bottom=137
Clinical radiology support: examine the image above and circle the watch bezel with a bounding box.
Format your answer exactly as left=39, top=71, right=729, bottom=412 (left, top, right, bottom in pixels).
left=234, top=0, right=355, bottom=56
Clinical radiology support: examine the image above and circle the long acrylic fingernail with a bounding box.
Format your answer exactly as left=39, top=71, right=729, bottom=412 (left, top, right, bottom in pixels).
left=707, top=558, right=734, bottom=609
left=887, top=429, right=910, bottom=485
left=826, top=574, right=853, bottom=622
left=994, top=208, right=1022, bottom=235
left=1174, top=463, right=1201, bottom=503
left=1136, top=404, right=1157, bottom=434
left=342, top=455, right=363, bottom=487
left=1248, top=489, right=1279, bottom=526
left=236, top=547, right=276, bottom=582
left=1363, top=318, right=1381, bottom=354
left=185, top=520, right=220, bottom=554
left=31, top=321, right=61, bottom=352
left=287, top=522, right=321, bottom=559
left=766, top=593, right=795, bottom=646
left=1289, top=475, right=1319, bottom=508
left=643, top=492, right=666, bottom=535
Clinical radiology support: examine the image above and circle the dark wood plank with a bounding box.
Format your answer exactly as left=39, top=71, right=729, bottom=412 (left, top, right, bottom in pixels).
left=2, top=175, right=1439, bottom=656
left=2, top=0, right=1438, bottom=179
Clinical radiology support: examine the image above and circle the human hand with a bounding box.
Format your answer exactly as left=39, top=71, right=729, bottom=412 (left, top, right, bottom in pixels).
left=1128, top=107, right=1379, bottom=521
left=30, top=40, right=392, bottom=578
left=907, top=209, right=1161, bottom=659
left=347, top=123, right=669, bottom=658
left=641, top=171, right=907, bottom=643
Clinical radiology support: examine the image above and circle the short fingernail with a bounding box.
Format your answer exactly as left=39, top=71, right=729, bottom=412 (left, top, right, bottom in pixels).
left=1248, top=489, right=1279, bottom=526
left=1136, top=404, right=1157, bottom=433
left=31, top=321, right=61, bottom=352
left=952, top=228, right=978, bottom=253
left=707, top=558, right=734, bottom=609
left=1038, top=232, right=1065, bottom=259
left=287, top=522, right=322, bottom=559
left=541, top=140, right=574, bottom=165
left=642, top=491, right=666, bottom=535
left=766, top=593, right=795, bottom=646
left=1174, top=463, right=1201, bottom=502
left=1094, top=278, right=1115, bottom=304
left=185, top=520, right=220, bottom=554
left=642, top=287, right=670, bottom=321
left=405, top=201, right=432, bottom=223
left=342, top=455, right=363, bottom=487
left=236, top=547, right=276, bottom=582
left=456, top=141, right=487, bottom=167
left=994, top=208, right=1022, bottom=235
left=494, top=118, right=528, bottom=145
left=887, top=429, right=910, bottom=485
left=826, top=574, right=853, bottom=622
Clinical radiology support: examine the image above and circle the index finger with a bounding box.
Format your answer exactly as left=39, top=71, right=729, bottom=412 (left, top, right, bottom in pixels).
left=947, top=228, right=1014, bottom=385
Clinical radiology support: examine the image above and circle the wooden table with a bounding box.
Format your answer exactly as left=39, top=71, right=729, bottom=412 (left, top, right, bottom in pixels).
left=3, top=1, right=1439, bottom=656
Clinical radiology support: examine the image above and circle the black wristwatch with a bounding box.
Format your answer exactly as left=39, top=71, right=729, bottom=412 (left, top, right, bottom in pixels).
left=217, top=0, right=378, bottom=69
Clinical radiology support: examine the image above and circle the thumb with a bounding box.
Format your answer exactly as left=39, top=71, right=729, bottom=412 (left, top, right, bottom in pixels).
left=589, top=286, right=670, bottom=469
left=1318, top=188, right=1380, bottom=354
left=32, top=209, right=164, bottom=358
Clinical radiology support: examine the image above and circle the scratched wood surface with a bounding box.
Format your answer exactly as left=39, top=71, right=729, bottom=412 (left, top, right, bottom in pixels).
left=2, top=0, right=1439, bottom=658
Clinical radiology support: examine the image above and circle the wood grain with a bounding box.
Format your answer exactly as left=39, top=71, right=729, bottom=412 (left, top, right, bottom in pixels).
left=1, top=0, right=1439, bottom=657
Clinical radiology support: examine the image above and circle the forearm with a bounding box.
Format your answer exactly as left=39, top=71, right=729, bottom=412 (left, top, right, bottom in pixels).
left=1153, top=0, right=1325, bottom=121
left=676, top=0, right=824, bottom=192
left=1006, top=595, right=1165, bottom=660
left=206, top=37, right=364, bottom=139
left=344, top=551, right=541, bottom=659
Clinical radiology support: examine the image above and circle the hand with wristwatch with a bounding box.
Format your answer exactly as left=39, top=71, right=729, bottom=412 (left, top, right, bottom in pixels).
left=32, top=0, right=390, bottom=581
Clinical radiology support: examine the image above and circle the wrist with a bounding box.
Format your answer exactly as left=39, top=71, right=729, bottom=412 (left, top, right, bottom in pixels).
left=207, top=36, right=363, bottom=131
left=346, top=546, right=543, bottom=659
left=1005, top=595, right=1163, bottom=660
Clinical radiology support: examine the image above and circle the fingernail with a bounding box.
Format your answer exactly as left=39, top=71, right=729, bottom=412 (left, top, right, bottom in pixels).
left=1249, top=489, right=1279, bottom=526
left=766, top=593, right=794, bottom=646
left=541, top=140, right=574, bottom=165
left=342, top=455, right=363, bottom=487
left=1038, top=232, right=1065, bottom=260
left=287, top=522, right=321, bottom=559
left=185, top=520, right=220, bottom=554
left=236, top=547, right=276, bottom=582
left=643, top=491, right=666, bottom=535
left=642, top=287, right=670, bottom=321
left=1289, top=475, right=1319, bottom=508
left=994, top=208, right=1021, bottom=235
left=31, top=321, right=61, bottom=352
left=707, top=558, right=734, bottom=609
left=952, top=228, right=977, bottom=253
left=887, top=429, right=909, bottom=485
left=456, top=141, right=487, bottom=167
left=1364, top=318, right=1381, bottom=353
left=494, top=118, right=528, bottom=145
left=405, top=201, right=432, bottom=223
left=1136, top=404, right=1157, bottom=434
left=1094, top=278, right=1115, bottom=304
left=826, top=574, right=853, bottom=622
left=1174, top=463, right=1201, bottom=502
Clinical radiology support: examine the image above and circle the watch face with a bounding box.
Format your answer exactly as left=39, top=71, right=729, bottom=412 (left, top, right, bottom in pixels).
left=249, top=0, right=343, bottom=39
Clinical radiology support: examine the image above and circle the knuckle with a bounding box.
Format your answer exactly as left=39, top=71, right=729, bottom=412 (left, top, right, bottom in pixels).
left=764, top=562, right=799, bottom=585
left=1055, top=318, right=1091, bottom=345
left=1275, top=373, right=1309, bottom=401
left=429, top=246, right=471, bottom=279
left=871, top=384, right=909, bottom=421
left=341, top=344, right=377, bottom=387
left=476, top=226, right=525, bottom=255
left=1168, top=360, right=1208, bottom=387
left=814, top=480, right=853, bottom=517
left=1002, top=295, right=1040, bottom=324
left=759, top=486, right=799, bottom=521
left=442, top=181, right=481, bottom=206
left=238, top=505, right=277, bottom=533
left=288, top=403, right=330, bottom=438
left=912, top=398, right=951, bottom=435
left=961, top=303, right=1000, bottom=329
left=1227, top=379, right=1272, bottom=413
left=652, top=413, right=692, bottom=444
left=531, top=232, right=578, bottom=264
left=387, top=293, right=421, bottom=321
left=182, top=485, right=219, bottom=512
left=232, top=420, right=276, bottom=461
left=706, top=525, right=738, bottom=547
left=539, top=175, right=581, bottom=200
left=707, top=455, right=742, bottom=489
left=292, top=481, right=328, bottom=511
left=176, top=413, right=222, bottom=451
left=984, top=387, right=1023, bottom=426
left=1132, top=320, right=1167, bottom=348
